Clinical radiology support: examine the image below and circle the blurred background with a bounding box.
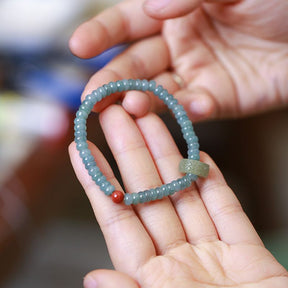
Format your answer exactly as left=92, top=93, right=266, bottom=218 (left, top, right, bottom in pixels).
left=0, top=0, right=287, bottom=287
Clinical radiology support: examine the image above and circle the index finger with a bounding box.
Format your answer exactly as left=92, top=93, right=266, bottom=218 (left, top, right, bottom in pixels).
left=69, top=141, right=156, bottom=274
left=69, top=0, right=162, bottom=59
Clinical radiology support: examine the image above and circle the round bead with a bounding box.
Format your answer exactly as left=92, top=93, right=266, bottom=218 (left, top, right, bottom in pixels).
left=111, top=191, right=124, bottom=203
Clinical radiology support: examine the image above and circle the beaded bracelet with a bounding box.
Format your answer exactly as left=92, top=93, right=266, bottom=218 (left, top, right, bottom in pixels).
left=74, top=79, right=209, bottom=205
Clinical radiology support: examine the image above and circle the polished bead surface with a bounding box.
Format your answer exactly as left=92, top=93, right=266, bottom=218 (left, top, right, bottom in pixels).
left=179, top=159, right=209, bottom=178
left=124, top=193, right=133, bottom=205
left=111, top=191, right=124, bottom=203
left=104, top=185, right=114, bottom=196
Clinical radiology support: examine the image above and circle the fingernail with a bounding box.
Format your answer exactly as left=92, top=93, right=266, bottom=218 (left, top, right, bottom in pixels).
left=83, top=275, right=98, bottom=288
left=145, top=0, right=172, bottom=11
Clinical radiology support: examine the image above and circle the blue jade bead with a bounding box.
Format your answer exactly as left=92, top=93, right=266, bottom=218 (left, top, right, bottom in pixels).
left=124, top=193, right=133, bottom=205
left=141, top=79, right=149, bottom=91
left=108, top=82, right=118, bottom=93
left=154, top=85, right=163, bottom=96
left=74, top=79, right=206, bottom=206
left=116, top=80, right=125, bottom=92
left=80, top=100, right=94, bottom=111
left=104, top=185, right=115, bottom=196
left=76, top=141, right=88, bottom=150
left=167, top=98, right=178, bottom=109
left=76, top=110, right=89, bottom=119
left=103, top=84, right=112, bottom=95
left=147, top=80, right=156, bottom=91
left=159, top=90, right=168, bottom=100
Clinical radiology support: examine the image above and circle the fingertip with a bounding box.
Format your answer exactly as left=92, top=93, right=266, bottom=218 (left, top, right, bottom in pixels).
left=69, top=28, right=87, bottom=58
left=68, top=141, right=75, bottom=152
left=69, top=21, right=103, bottom=59
left=68, top=141, right=77, bottom=162
left=122, top=91, right=151, bottom=118
left=68, top=141, right=79, bottom=166
left=84, top=269, right=139, bottom=288
left=188, top=94, right=216, bottom=122
left=68, top=31, right=81, bottom=57
left=189, top=95, right=215, bottom=121
left=83, top=274, right=98, bottom=288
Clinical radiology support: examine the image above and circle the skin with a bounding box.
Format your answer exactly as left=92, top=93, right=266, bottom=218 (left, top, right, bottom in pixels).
left=69, top=0, right=288, bottom=121
left=68, top=0, right=288, bottom=286
left=69, top=105, right=288, bottom=287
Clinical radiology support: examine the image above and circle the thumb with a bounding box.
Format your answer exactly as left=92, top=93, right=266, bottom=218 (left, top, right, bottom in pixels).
left=143, top=0, right=203, bottom=19
left=83, top=269, right=139, bottom=288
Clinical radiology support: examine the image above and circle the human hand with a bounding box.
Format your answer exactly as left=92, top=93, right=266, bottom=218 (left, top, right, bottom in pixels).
left=69, top=105, right=288, bottom=287
left=70, top=0, right=288, bottom=122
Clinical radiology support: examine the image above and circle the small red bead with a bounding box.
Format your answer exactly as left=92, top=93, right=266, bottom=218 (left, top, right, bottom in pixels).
left=111, top=190, right=124, bottom=204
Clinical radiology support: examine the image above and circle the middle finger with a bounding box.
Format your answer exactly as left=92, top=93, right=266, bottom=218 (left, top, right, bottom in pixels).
left=100, top=104, right=186, bottom=254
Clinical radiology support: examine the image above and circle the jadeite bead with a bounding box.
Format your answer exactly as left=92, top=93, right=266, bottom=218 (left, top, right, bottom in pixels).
left=159, top=90, right=168, bottom=100
left=80, top=100, right=93, bottom=111
left=74, top=123, right=86, bottom=131
left=95, top=175, right=106, bottom=185
left=74, top=117, right=86, bottom=125
left=76, top=110, right=88, bottom=119
left=105, top=185, right=115, bottom=196
left=163, top=94, right=173, bottom=104
left=179, top=159, right=209, bottom=178
left=82, top=155, right=94, bottom=164
left=122, top=79, right=129, bottom=90
left=85, top=161, right=96, bottom=170
left=97, top=87, right=107, bottom=98
left=148, top=80, right=156, bottom=91
left=144, top=190, right=151, bottom=201
left=141, top=79, right=149, bottom=91
left=132, top=193, right=140, bottom=204
left=79, top=149, right=90, bottom=157
left=154, top=85, right=163, bottom=95
left=188, top=143, right=200, bottom=149
left=76, top=141, right=88, bottom=150
left=103, top=84, right=112, bottom=95
left=156, top=187, right=164, bottom=199
left=74, top=130, right=87, bottom=139
left=116, top=80, right=125, bottom=92
left=92, top=90, right=102, bottom=102
left=138, top=192, right=146, bottom=203
left=150, top=189, right=157, bottom=201
left=109, top=82, right=117, bottom=93
left=167, top=98, right=178, bottom=109
left=88, top=166, right=100, bottom=177
left=134, top=79, right=142, bottom=90
left=124, top=193, right=132, bottom=205
left=74, top=79, right=209, bottom=206
left=171, top=180, right=181, bottom=191
left=188, top=150, right=200, bottom=160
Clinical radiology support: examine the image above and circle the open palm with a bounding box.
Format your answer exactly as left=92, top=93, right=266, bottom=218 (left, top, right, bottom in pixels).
left=69, top=105, right=287, bottom=287
left=70, top=0, right=288, bottom=121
